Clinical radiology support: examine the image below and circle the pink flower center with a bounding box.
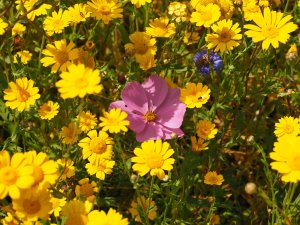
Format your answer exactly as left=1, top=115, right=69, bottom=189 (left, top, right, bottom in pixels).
left=144, top=111, right=156, bottom=122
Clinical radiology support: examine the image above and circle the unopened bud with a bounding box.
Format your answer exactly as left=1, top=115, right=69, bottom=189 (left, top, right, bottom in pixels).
left=245, top=182, right=257, bottom=195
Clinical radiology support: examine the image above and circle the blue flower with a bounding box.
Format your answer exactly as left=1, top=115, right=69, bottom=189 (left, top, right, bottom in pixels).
left=193, top=50, right=222, bottom=76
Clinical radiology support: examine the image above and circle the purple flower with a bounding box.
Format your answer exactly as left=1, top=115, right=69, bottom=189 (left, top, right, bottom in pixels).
left=110, top=75, right=186, bottom=142
left=193, top=50, right=223, bottom=76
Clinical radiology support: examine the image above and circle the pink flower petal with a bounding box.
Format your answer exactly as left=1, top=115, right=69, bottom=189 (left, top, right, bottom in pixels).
left=121, top=81, right=149, bottom=114
left=136, top=122, right=164, bottom=142
left=128, top=113, right=147, bottom=133
left=142, top=75, right=168, bottom=111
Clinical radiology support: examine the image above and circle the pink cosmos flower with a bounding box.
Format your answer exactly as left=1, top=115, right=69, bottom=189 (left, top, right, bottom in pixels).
left=110, top=75, right=186, bottom=142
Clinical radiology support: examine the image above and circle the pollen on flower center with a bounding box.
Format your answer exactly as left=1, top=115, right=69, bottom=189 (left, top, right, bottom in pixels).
left=23, top=199, right=41, bottom=214
left=0, top=167, right=18, bottom=185
left=284, top=125, right=294, bottom=134
left=219, top=30, right=232, bottom=42
left=146, top=153, right=164, bottom=169
left=136, top=40, right=149, bottom=54
left=17, top=86, right=30, bottom=102
left=90, top=137, right=107, bottom=154
left=99, top=6, right=111, bottom=15
left=263, top=26, right=279, bottom=39
left=202, top=11, right=212, bottom=21
left=81, top=184, right=94, bottom=197
left=33, top=166, right=44, bottom=185
left=144, top=111, right=157, bottom=122
left=55, top=51, right=69, bottom=64
left=288, top=155, right=300, bottom=170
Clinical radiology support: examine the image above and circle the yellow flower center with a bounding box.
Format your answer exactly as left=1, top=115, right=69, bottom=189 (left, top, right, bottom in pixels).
left=33, top=166, right=44, bottom=185
left=76, top=76, right=89, bottom=89
left=135, top=39, right=149, bottom=55
left=23, top=199, right=41, bottom=214
left=288, top=155, right=300, bottom=170
left=54, top=19, right=65, bottom=29
left=99, top=5, right=111, bottom=15
left=0, top=167, right=18, bottom=185
left=218, top=30, right=232, bottom=42
left=284, top=125, right=294, bottom=134
left=146, top=152, right=164, bottom=169
left=90, top=137, right=107, bottom=154
left=144, top=111, right=156, bottom=122
left=201, top=11, right=212, bottom=21
left=263, top=25, right=279, bottom=39
left=55, top=51, right=69, bottom=64
left=80, top=183, right=94, bottom=197
left=16, top=85, right=30, bottom=102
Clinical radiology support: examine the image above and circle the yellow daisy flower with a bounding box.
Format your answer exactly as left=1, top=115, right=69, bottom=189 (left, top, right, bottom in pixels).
left=99, top=108, right=129, bottom=134
left=146, top=17, right=176, bottom=38
left=180, top=83, right=211, bottom=108
left=274, top=116, right=300, bottom=138
left=74, top=48, right=96, bottom=69
left=61, top=200, right=93, bottom=225
left=190, top=3, right=221, bottom=28
left=191, top=136, right=209, bottom=152
left=131, top=140, right=175, bottom=180
left=38, top=101, right=59, bottom=120
left=183, top=32, right=200, bottom=45
left=206, top=19, right=242, bottom=53
left=270, top=136, right=300, bottom=182
left=75, top=178, right=99, bottom=202
left=129, top=196, right=157, bottom=222
left=196, top=120, right=218, bottom=140
left=24, top=151, right=58, bottom=188
left=13, top=50, right=32, bottom=64
left=3, top=77, right=40, bottom=112
left=244, top=7, right=298, bottom=50
left=15, top=0, right=52, bottom=21
left=85, top=155, right=115, bottom=180
left=87, top=208, right=128, bottom=225
left=12, top=188, right=53, bottom=222
left=242, top=0, right=260, bottom=21
left=43, top=9, right=70, bottom=36
left=77, top=111, right=98, bottom=133
left=0, top=17, right=8, bottom=35
left=204, top=171, right=224, bottom=185
left=1, top=212, right=19, bottom=225
left=12, top=23, right=26, bottom=36
left=50, top=196, right=66, bottom=217
left=60, top=122, right=81, bottom=145
left=190, top=0, right=217, bottom=8
left=0, top=151, right=34, bottom=199
left=65, top=3, right=90, bottom=25
left=57, top=159, right=75, bottom=180
left=87, top=0, right=123, bottom=24
left=78, top=130, right=114, bottom=160
left=40, top=39, right=79, bottom=73
left=56, top=64, right=103, bottom=99
left=217, top=0, right=234, bottom=19
left=131, top=0, right=152, bottom=8
left=138, top=53, right=157, bottom=70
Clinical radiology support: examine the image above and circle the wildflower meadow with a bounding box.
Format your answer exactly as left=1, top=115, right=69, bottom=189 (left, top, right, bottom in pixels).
left=1, top=0, right=300, bottom=224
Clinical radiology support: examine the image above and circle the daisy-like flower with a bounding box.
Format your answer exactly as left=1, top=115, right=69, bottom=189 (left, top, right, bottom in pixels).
left=43, top=9, right=70, bottom=36
left=78, top=130, right=114, bottom=160
left=183, top=32, right=200, bottom=45
left=77, top=111, right=98, bottom=133
left=40, top=39, right=79, bottom=73
left=131, top=140, right=175, bottom=180
left=74, top=48, right=96, bottom=69
left=56, top=64, right=103, bottom=99
left=61, top=200, right=93, bottom=225
left=15, top=0, right=52, bottom=21
left=190, top=3, right=221, bottom=27
left=86, top=155, right=115, bottom=180
left=129, top=196, right=157, bottom=222
left=131, top=0, right=151, bottom=8
left=270, top=136, right=300, bottom=182
left=242, top=0, right=260, bottom=21
left=87, top=0, right=123, bottom=24
left=66, top=3, right=90, bottom=25
left=13, top=50, right=32, bottom=64
left=146, top=17, right=176, bottom=38
left=217, top=0, right=234, bottom=19
left=0, top=18, right=8, bottom=35
left=3, top=77, right=40, bottom=112
left=99, top=108, right=129, bottom=134
left=244, top=7, right=298, bottom=50
left=60, top=122, right=81, bottom=145
left=274, top=116, right=300, bottom=139
left=87, top=208, right=128, bottom=225
left=110, top=75, right=186, bottom=142
left=57, top=159, right=75, bottom=180
left=12, top=188, right=53, bottom=222
left=180, top=83, right=211, bottom=108
left=196, top=120, right=218, bottom=140
left=0, top=151, right=34, bottom=199
left=75, top=178, right=99, bottom=202
left=191, top=136, right=209, bottom=152
left=193, top=50, right=223, bottom=75
left=190, top=0, right=217, bottom=8
left=1, top=212, right=18, bottom=225
left=204, top=171, right=224, bottom=185
left=38, top=101, right=59, bottom=120
left=24, top=151, right=58, bottom=188
left=12, top=23, right=26, bottom=36
left=206, top=19, right=242, bottom=53
left=50, top=197, right=66, bottom=217
left=125, top=32, right=157, bottom=68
